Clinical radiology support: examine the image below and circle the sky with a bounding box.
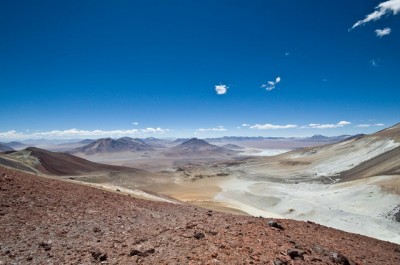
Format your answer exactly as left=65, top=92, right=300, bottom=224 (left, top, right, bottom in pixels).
left=1, top=0, right=399, bottom=140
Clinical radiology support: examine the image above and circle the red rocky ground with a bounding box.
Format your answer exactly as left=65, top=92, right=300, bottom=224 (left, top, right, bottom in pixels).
left=0, top=166, right=399, bottom=264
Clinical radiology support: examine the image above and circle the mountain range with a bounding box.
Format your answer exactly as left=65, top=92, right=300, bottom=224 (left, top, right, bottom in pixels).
left=73, top=137, right=155, bottom=155
left=162, top=138, right=238, bottom=157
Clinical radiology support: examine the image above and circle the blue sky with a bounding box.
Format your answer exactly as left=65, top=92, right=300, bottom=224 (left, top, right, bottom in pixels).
left=1, top=0, right=399, bottom=140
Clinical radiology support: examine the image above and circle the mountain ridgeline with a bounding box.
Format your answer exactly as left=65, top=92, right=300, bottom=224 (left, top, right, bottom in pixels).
left=73, top=137, right=155, bottom=155
left=163, top=138, right=238, bottom=157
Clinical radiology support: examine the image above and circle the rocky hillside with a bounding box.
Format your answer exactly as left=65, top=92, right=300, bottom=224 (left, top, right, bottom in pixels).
left=0, top=166, right=399, bottom=264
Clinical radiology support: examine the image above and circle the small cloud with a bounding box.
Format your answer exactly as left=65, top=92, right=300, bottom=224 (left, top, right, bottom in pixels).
left=132, top=122, right=139, bottom=125
left=242, top=123, right=250, bottom=127
left=250, top=124, right=297, bottom=130
left=285, top=52, right=290, bottom=56
left=141, top=127, right=169, bottom=133
left=375, top=27, right=391, bottom=37
left=196, top=126, right=227, bottom=132
left=215, top=84, right=228, bottom=95
left=307, top=121, right=351, bottom=129
left=370, top=58, right=382, bottom=67
left=356, top=123, right=385, bottom=127
left=351, top=0, right=400, bottom=29
left=261, top=76, right=281, bottom=91
left=338, top=121, right=351, bottom=126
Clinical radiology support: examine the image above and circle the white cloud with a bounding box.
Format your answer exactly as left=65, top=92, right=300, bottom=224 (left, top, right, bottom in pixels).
left=141, top=127, right=169, bottom=133
left=250, top=124, right=297, bottom=130
left=215, top=84, right=228, bottom=95
left=356, top=123, right=385, bottom=127
left=261, top=76, right=282, bottom=91
left=352, top=0, right=400, bottom=29
left=338, top=121, right=351, bottom=126
left=370, top=58, right=382, bottom=67
left=0, top=130, right=24, bottom=139
left=241, top=123, right=250, bottom=127
left=306, top=121, right=351, bottom=129
left=375, top=27, right=392, bottom=37
left=0, top=128, right=170, bottom=140
left=132, top=122, right=139, bottom=125
left=196, top=126, right=227, bottom=132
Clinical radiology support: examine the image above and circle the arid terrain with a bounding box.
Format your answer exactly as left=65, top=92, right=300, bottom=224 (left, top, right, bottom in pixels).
left=1, top=124, right=399, bottom=264
left=1, top=166, right=400, bottom=264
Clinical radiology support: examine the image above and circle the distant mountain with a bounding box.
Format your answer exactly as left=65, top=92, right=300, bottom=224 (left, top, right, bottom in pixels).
left=297, top=134, right=356, bottom=143
left=171, top=138, right=190, bottom=145
left=0, top=143, right=14, bottom=152
left=141, top=137, right=168, bottom=148
left=246, top=122, right=400, bottom=182
left=222, top=144, right=244, bottom=150
left=79, top=139, right=95, bottom=145
left=1, top=147, right=144, bottom=176
left=164, top=138, right=238, bottom=157
left=206, top=136, right=268, bottom=143
left=2, top=141, right=29, bottom=150
left=74, top=137, right=154, bottom=155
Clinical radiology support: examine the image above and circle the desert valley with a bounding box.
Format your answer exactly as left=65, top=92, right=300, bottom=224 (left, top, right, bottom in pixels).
left=2, top=1, right=400, bottom=264
left=1, top=123, right=400, bottom=264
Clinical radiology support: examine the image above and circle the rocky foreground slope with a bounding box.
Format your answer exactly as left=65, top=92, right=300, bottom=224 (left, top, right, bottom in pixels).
left=1, top=167, right=399, bottom=264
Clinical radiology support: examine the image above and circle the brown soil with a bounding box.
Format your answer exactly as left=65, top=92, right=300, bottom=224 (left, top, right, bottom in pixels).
left=1, top=166, right=399, bottom=265
left=5, top=147, right=147, bottom=176
left=339, top=146, right=400, bottom=182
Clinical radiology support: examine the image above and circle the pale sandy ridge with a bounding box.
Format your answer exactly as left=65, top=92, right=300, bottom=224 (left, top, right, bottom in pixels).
left=153, top=174, right=400, bottom=244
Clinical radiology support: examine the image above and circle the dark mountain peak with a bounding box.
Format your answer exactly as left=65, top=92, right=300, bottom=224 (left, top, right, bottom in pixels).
left=2, top=141, right=29, bottom=150
left=0, top=143, right=14, bottom=152
left=180, top=138, right=211, bottom=147
left=166, top=138, right=238, bottom=157
left=172, top=138, right=189, bottom=144
left=74, top=137, right=154, bottom=155
left=222, top=144, right=244, bottom=150
left=309, top=135, right=329, bottom=140
left=79, top=139, right=95, bottom=144
left=118, top=136, right=133, bottom=141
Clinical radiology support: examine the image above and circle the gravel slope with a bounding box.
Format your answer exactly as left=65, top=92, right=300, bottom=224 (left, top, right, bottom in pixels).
left=1, top=166, right=399, bottom=265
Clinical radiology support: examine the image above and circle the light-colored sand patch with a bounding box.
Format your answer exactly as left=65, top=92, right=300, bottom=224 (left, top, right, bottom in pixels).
left=162, top=177, right=224, bottom=202
left=301, top=138, right=400, bottom=178
left=156, top=176, right=255, bottom=215
left=80, top=182, right=178, bottom=203
left=239, top=148, right=291, bottom=157
left=214, top=175, right=400, bottom=244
